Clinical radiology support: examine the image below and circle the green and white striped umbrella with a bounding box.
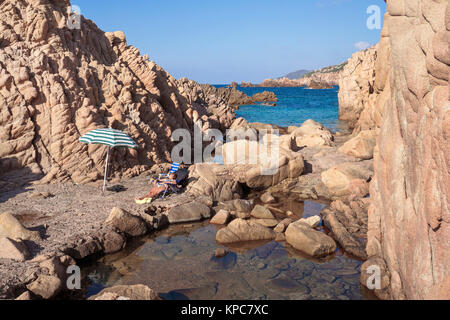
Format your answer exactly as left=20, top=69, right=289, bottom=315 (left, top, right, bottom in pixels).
left=79, top=128, right=138, bottom=195
left=79, top=128, right=137, bottom=149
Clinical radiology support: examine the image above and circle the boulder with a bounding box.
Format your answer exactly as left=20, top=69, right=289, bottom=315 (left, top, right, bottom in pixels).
left=216, top=219, right=276, bottom=244
left=222, top=199, right=254, bottom=212
left=232, top=211, right=251, bottom=219
left=89, top=285, right=159, bottom=300
left=65, top=237, right=103, bottom=260
left=93, top=292, right=129, bottom=300
left=275, top=233, right=286, bottom=242
left=320, top=162, right=372, bottom=199
left=186, top=163, right=243, bottom=202
left=105, top=208, right=147, bottom=237
left=273, top=218, right=293, bottom=233
left=0, top=211, right=41, bottom=242
left=307, top=80, right=333, bottom=89
left=321, top=199, right=369, bottom=260
left=220, top=138, right=305, bottom=189
left=210, top=210, right=230, bottom=225
left=39, top=255, right=73, bottom=279
left=230, top=117, right=249, bottom=130
left=0, top=237, right=30, bottom=261
left=26, top=275, right=63, bottom=299
left=214, top=248, right=230, bottom=258
left=285, top=221, right=336, bottom=257
left=290, top=119, right=334, bottom=148
left=166, top=202, right=211, bottom=224
left=101, top=230, right=126, bottom=254
left=338, top=130, right=377, bottom=160
left=298, top=215, right=321, bottom=228
left=251, top=91, right=278, bottom=102
left=15, top=291, right=33, bottom=300
left=251, top=218, right=279, bottom=228
left=27, top=192, right=54, bottom=199
left=360, top=257, right=391, bottom=298
left=250, top=205, right=275, bottom=219
left=260, top=192, right=275, bottom=204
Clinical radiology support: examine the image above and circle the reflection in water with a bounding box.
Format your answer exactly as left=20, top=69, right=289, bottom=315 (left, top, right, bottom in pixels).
left=84, top=201, right=366, bottom=300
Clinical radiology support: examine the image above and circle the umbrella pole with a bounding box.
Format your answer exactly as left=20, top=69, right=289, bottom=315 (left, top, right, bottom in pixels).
left=102, top=146, right=111, bottom=196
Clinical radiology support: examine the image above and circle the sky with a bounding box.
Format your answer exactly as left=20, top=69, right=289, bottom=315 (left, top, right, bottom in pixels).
left=74, top=0, right=386, bottom=84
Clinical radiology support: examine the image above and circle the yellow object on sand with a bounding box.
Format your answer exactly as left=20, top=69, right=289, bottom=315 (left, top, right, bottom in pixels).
left=135, top=197, right=152, bottom=205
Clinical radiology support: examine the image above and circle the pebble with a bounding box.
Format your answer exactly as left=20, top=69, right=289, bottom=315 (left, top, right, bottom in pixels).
left=214, top=248, right=230, bottom=258
left=257, top=263, right=266, bottom=270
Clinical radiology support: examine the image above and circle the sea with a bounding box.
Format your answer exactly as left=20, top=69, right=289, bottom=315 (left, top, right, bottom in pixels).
left=214, top=85, right=343, bottom=132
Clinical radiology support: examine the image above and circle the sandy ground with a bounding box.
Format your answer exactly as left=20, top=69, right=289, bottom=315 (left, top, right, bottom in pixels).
left=0, top=173, right=163, bottom=297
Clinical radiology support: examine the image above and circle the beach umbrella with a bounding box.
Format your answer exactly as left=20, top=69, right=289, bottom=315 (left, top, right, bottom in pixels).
left=79, top=128, right=138, bottom=196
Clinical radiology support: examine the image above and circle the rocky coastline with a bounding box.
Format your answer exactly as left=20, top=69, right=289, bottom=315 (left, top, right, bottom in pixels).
left=239, top=62, right=346, bottom=89
left=0, top=0, right=448, bottom=301
left=0, top=0, right=356, bottom=300
left=0, top=113, right=374, bottom=300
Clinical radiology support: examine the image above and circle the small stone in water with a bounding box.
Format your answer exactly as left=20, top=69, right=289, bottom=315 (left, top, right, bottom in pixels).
left=214, top=248, right=230, bottom=258
left=257, top=263, right=266, bottom=270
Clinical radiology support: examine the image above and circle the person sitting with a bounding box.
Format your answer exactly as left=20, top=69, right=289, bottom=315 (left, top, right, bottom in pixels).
left=135, top=173, right=180, bottom=204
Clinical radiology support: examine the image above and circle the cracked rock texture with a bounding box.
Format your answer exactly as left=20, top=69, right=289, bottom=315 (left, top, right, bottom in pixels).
left=367, top=0, right=449, bottom=300
left=339, top=0, right=449, bottom=300
left=0, top=0, right=237, bottom=187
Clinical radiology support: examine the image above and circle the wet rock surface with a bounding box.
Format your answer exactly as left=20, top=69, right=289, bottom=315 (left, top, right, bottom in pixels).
left=165, top=202, right=211, bottom=224
left=285, top=221, right=337, bottom=258
left=82, top=219, right=367, bottom=300
left=210, top=210, right=230, bottom=225
left=321, top=199, right=369, bottom=260
left=105, top=207, right=148, bottom=238
left=89, top=284, right=160, bottom=300
left=216, top=219, right=276, bottom=244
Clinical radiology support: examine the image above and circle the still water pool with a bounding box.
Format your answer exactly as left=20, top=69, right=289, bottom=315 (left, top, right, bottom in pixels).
left=83, top=201, right=368, bottom=300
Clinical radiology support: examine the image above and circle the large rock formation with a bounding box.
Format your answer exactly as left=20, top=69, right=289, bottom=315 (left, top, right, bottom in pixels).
left=0, top=0, right=237, bottom=186
left=176, top=78, right=252, bottom=130
left=338, top=45, right=380, bottom=130
left=186, top=136, right=305, bottom=201
left=365, top=0, right=449, bottom=300
left=339, top=0, right=449, bottom=300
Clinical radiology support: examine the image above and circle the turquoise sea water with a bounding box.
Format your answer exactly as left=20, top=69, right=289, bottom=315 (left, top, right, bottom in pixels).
left=214, top=85, right=342, bottom=132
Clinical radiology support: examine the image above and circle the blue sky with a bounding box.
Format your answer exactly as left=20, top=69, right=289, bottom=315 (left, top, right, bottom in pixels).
left=74, top=0, right=385, bottom=84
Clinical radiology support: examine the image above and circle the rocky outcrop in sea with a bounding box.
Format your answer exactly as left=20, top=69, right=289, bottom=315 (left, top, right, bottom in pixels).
left=242, top=63, right=345, bottom=88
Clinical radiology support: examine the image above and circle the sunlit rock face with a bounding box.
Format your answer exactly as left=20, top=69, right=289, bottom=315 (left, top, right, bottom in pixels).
left=0, top=0, right=235, bottom=185
left=358, top=0, right=449, bottom=300
left=338, top=45, right=380, bottom=131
